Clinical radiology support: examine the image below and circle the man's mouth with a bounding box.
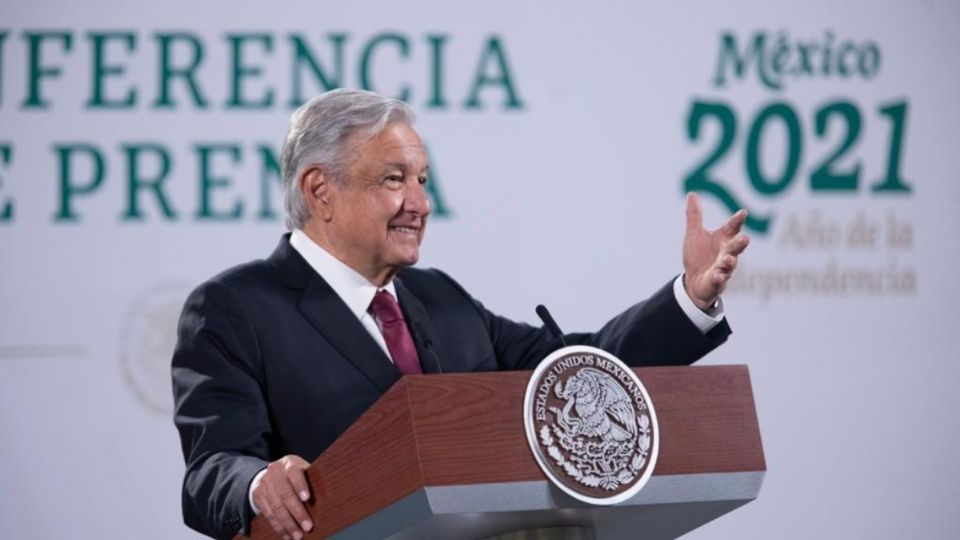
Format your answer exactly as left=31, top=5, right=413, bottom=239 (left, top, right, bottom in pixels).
left=390, top=225, right=419, bottom=234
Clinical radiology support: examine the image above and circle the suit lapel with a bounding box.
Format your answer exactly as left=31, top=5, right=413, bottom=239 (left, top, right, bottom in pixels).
left=395, top=277, right=448, bottom=374
left=299, top=277, right=400, bottom=392
left=269, top=235, right=400, bottom=393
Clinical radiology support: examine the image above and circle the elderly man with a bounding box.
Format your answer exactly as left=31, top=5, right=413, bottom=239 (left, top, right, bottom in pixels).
left=172, top=89, right=749, bottom=540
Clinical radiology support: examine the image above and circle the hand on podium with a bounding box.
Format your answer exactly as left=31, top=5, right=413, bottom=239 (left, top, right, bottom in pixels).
left=251, top=455, right=314, bottom=539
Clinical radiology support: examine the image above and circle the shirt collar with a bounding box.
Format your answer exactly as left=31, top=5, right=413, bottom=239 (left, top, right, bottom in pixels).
left=289, top=229, right=397, bottom=319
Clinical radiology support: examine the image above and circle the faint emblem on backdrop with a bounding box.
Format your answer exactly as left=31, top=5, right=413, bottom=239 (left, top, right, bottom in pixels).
left=523, top=345, right=659, bottom=504
left=120, top=283, right=191, bottom=415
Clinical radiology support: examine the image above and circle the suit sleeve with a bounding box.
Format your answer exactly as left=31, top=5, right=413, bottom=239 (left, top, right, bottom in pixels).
left=585, top=277, right=732, bottom=365
left=433, top=270, right=731, bottom=370
left=171, top=280, right=272, bottom=539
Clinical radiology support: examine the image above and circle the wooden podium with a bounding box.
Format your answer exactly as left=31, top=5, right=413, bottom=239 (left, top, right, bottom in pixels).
left=245, top=366, right=764, bottom=539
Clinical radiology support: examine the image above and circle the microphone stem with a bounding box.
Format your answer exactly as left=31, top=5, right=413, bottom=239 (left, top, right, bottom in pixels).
left=535, top=304, right=567, bottom=347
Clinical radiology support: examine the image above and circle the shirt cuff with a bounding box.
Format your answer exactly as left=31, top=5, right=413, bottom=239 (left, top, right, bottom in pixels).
left=248, top=467, right=268, bottom=515
left=672, top=274, right=724, bottom=333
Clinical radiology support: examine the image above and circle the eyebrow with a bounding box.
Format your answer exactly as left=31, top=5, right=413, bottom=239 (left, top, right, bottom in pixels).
left=381, top=162, right=430, bottom=174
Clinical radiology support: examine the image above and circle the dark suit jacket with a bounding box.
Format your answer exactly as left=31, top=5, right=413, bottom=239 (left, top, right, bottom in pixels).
left=172, top=236, right=731, bottom=539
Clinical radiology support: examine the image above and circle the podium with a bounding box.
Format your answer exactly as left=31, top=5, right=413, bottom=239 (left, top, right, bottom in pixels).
left=245, top=365, right=764, bottom=539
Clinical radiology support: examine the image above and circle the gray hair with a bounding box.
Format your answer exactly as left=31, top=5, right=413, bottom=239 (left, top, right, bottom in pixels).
left=279, top=88, right=416, bottom=230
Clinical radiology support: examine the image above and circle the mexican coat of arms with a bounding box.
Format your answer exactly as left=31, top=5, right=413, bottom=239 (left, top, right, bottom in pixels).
left=523, top=345, right=659, bottom=504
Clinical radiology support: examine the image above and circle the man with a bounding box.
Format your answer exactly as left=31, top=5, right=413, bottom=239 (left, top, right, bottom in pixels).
left=172, top=89, right=749, bottom=540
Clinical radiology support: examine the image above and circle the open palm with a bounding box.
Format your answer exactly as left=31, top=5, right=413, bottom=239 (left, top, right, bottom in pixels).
left=682, top=193, right=750, bottom=310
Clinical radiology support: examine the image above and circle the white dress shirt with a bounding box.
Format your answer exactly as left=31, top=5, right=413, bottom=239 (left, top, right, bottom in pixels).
left=672, top=273, right=724, bottom=332
left=249, top=230, right=725, bottom=513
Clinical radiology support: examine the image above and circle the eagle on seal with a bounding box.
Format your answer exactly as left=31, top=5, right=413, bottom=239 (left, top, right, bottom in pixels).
left=552, top=367, right=638, bottom=443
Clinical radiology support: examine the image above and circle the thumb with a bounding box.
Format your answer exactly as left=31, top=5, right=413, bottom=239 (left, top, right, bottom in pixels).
left=685, top=192, right=703, bottom=233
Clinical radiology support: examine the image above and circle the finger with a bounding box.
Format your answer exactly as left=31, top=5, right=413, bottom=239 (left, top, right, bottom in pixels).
left=266, top=501, right=300, bottom=540
left=265, top=482, right=305, bottom=540
left=720, top=209, right=748, bottom=236
left=718, top=254, right=737, bottom=273
left=258, top=496, right=285, bottom=537
left=279, top=478, right=313, bottom=534
left=259, top=497, right=287, bottom=539
left=284, top=457, right=312, bottom=503
left=713, top=269, right=730, bottom=286
left=253, top=482, right=285, bottom=536
left=685, top=192, right=703, bottom=232
left=725, top=234, right=750, bottom=256
left=283, top=463, right=313, bottom=531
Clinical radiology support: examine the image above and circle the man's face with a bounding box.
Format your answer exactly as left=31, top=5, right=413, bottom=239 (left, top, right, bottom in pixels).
left=325, top=123, right=431, bottom=285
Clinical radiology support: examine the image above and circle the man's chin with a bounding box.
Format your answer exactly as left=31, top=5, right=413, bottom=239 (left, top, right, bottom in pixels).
left=389, top=251, right=419, bottom=269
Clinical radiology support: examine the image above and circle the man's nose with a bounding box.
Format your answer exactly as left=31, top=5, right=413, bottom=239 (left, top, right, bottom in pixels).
left=404, top=179, right=432, bottom=216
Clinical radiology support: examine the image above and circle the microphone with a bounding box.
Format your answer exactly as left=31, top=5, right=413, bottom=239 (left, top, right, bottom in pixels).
left=411, top=319, right=443, bottom=373
left=535, top=304, right=567, bottom=347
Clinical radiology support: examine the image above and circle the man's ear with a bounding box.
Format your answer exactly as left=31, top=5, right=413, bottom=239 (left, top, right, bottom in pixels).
left=300, top=166, right=334, bottom=221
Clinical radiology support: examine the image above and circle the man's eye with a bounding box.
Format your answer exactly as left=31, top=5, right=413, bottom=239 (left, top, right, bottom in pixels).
left=418, top=176, right=428, bottom=185
left=385, top=175, right=403, bottom=184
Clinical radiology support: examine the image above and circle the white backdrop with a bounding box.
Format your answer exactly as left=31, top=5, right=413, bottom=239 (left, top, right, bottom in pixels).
left=2, top=0, right=959, bottom=538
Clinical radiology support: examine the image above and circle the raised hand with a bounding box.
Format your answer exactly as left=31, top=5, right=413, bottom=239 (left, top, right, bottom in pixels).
left=682, top=193, right=750, bottom=310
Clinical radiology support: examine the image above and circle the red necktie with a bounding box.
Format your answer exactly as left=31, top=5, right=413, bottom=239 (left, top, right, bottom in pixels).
left=369, top=290, right=422, bottom=375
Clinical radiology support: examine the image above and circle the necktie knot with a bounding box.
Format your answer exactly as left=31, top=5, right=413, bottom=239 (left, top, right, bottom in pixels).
left=369, top=289, right=422, bottom=375
left=370, top=290, right=404, bottom=324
